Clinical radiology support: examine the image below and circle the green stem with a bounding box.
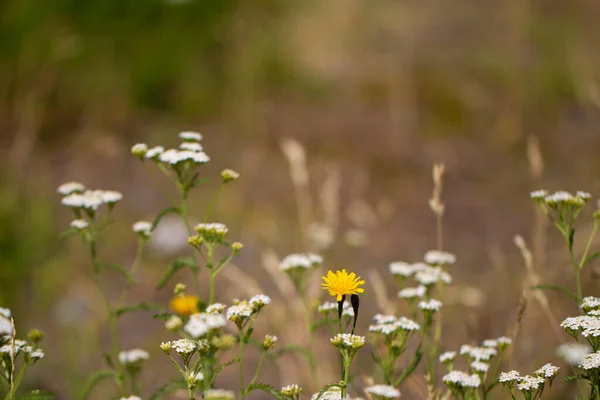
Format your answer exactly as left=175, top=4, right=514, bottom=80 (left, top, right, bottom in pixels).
left=204, top=184, right=224, bottom=222
left=89, top=241, right=125, bottom=396
left=239, top=335, right=245, bottom=399
left=301, top=292, right=319, bottom=388
left=577, top=220, right=599, bottom=302
left=340, top=354, right=351, bottom=398
left=248, top=352, right=266, bottom=388
left=179, top=190, right=201, bottom=294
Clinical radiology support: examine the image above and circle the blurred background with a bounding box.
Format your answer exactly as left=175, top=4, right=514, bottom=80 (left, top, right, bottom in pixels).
left=2, top=0, right=600, bottom=398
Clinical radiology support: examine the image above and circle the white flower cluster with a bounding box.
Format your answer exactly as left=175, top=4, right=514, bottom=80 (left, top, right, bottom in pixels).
left=203, top=388, right=235, bottom=400
left=418, top=299, right=443, bottom=312
left=535, top=363, right=560, bottom=378
left=581, top=296, right=600, bottom=312
left=70, top=219, right=89, bottom=230
left=369, top=314, right=420, bottom=336
left=439, top=351, right=456, bottom=363
left=460, top=345, right=497, bottom=362
left=279, top=253, right=323, bottom=271
left=131, top=131, right=210, bottom=166
left=579, top=351, right=600, bottom=370
left=281, top=384, right=303, bottom=397
left=119, top=396, right=142, bottom=400
left=194, top=223, right=228, bottom=242
left=415, top=266, right=452, bottom=286
left=60, top=188, right=123, bottom=210
left=249, top=294, right=271, bottom=310
left=183, top=313, right=227, bottom=339
left=118, top=349, right=150, bottom=366
left=561, top=315, right=600, bottom=337
left=206, top=303, right=226, bottom=314
left=0, top=341, right=44, bottom=361
left=311, top=386, right=357, bottom=400
left=398, top=285, right=426, bottom=299
left=330, top=333, right=366, bottom=349
left=556, top=342, right=592, bottom=365
left=170, top=338, right=197, bottom=354
left=58, top=181, right=86, bottom=196
left=540, top=190, right=590, bottom=208
left=132, top=221, right=152, bottom=237
left=424, top=250, right=456, bottom=265
left=442, top=370, right=481, bottom=388
left=0, top=308, right=11, bottom=337
left=516, top=375, right=545, bottom=391
left=499, top=370, right=520, bottom=383
left=364, top=384, right=401, bottom=399
left=389, top=261, right=422, bottom=277
left=470, top=361, right=489, bottom=373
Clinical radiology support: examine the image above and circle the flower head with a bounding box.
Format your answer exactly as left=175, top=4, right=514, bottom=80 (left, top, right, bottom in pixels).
left=321, top=269, right=365, bottom=301
left=535, top=363, right=559, bottom=378
left=170, top=295, right=199, bottom=316
left=118, top=348, right=150, bottom=366
left=132, top=221, right=152, bottom=238
left=179, top=131, right=203, bottom=142
left=365, top=384, right=401, bottom=399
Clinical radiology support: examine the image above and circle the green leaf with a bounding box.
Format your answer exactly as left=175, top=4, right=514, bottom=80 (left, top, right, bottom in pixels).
left=394, top=344, right=423, bottom=386
left=78, top=369, right=120, bottom=400
left=569, top=228, right=575, bottom=250
left=242, top=383, right=285, bottom=399
left=211, top=358, right=240, bottom=384
left=113, top=302, right=165, bottom=318
left=151, top=207, right=180, bottom=232
left=149, top=378, right=188, bottom=400
left=17, top=391, right=57, bottom=400
left=584, top=251, right=600, bottom=266
left=153, top=312, right=173, bottom=321
left=561, top=373, right=587, bottom=383
left=531, top=284, right=578, bottom=300
left=156, top=257, right=197, bottom=289
left=59, top=228, right=80, bottom=239
left=94, top=262, right=136, bottom=284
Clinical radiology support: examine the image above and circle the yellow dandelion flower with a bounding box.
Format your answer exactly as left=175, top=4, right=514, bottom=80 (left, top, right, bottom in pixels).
left=170, top=295, right=199, bottom=316
left=321, top=269, right=365, bottom=301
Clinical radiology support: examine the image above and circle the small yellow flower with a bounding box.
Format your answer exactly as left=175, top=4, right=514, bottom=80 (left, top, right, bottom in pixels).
left=170, top=295, right=199, bottom=316
left=321, top=269, right=365, bottom=301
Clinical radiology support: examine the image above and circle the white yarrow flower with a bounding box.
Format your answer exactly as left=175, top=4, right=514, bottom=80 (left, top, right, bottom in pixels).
left=398, top=285, right=426, bottom=299
left=516, top=375, right=545, bottom=391
left=132, top=221, right=152, bottom=237
left=279, top=253, right=323, bottom=271
left=180, top=142, right=204, bottom=152
left=579, top=351, right=600, bottom=370
left=145, top=146, right=165, bottom=159
left=424, top=250, right=456, bottom=265
left=70, top=219, right=89, bottom=230
left=171, top=339, right=197, bottom=354
left=58, top=181, right=85, bottom=196
left=535, top=363, right=559, bottom=378
left=499, top=370, right=520, bottom=383
left=365, top=384, right=401, bottom=398
left=440, top=351, right=456, bottom=363
left=179, top=131, right=203, bottom=142
left=418, top=299, right=442, bottom=312
left=118, top=348, right=150, bottom=366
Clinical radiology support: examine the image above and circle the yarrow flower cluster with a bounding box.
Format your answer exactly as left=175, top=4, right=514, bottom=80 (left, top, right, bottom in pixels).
left=131, top=131, right=210, bottom=166
left=364, top=384, right=401, bottom=399
left=414, top=266, right=452, bottom=286
left=579, top=351, right=600, bottom=370
left=281, top=384, right=303, bottom=399
left=118, top=348, right=150, bottom=366
left=132, top=220, right=152, bottom=238
left=330, top=333, right=366, bottom=350
left=60, top=188, right=123, bottom=211
left=279, top=253, right=323, bottom=271
left=368, top=314, right=420, bottom=336
left=318, top=301, right=355, bottom=318
left=418, top=298, right=443, bottom=313
left=194, top=223, right=228, bottom=243
left=398, top=285, right=427, bottom=299
left=424, top=250, right=456, bottom=265
left=442, top=370, right=481, bottom=388
left=460, top=345, right=498, bottom=362
left=183, top=312, right=227, bottom=339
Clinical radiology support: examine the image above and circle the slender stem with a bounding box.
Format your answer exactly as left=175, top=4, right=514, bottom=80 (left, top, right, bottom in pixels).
left=179, top=189, right=201, bottom=294
left=301, top=292, right=319, bottom=388
left=204, top=184, right=224, bottom=222
left=89, top=240, right=125, bottom=395
left=576, top=220, right=599, bottom=302
left=239, top=335, right=245, bottom=399
left=436, top=213, right=443, bottom=251
left=340, top=354, right=351, bottom=398
left=248, top=352, right=266, bottom=387
left=209, top=271, right=216, bottom=305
